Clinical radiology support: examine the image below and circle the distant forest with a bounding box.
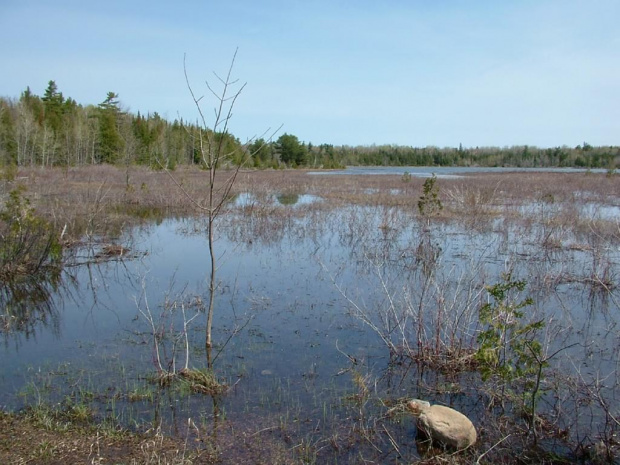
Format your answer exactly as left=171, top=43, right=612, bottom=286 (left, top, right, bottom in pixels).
left=1, top=81, right=618, bottom=170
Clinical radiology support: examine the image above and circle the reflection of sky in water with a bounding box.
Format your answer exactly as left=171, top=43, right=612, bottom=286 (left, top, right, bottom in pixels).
left=1, top=203, right=619, bottom=448
left=308, top=166, right=607, bottom=176
left=515, top=201, right=620, bottom=221
left=233, top=192, right=322, bottom=208
left=580, top=203, right=620, bottom=220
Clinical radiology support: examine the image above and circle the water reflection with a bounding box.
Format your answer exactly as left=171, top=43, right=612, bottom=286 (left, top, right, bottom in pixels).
left=1, top=200, right=619, bottom=461
left=276, top=193, right=298, bottom=205
left=1, top=268, right=63, bottom=342
left=232, top=192, right=322, bottom=208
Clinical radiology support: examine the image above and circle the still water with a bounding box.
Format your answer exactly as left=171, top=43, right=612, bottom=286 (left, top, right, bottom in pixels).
left=1, top=193, right=619, bottom=461
left=308, top=165, right=606, bottom=177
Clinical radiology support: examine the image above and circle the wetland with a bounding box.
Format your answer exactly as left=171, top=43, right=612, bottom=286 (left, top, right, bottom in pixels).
left=1, top=166, right=619, bottom=464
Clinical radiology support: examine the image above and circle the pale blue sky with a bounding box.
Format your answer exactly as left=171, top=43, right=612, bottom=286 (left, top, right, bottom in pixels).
left=1, top=0, right=618, bottom=148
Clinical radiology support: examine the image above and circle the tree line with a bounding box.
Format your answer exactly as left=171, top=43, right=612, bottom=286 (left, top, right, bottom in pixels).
left=0, top=81, right=618, bottom=170
left=339, top=142, right=619, bottom=169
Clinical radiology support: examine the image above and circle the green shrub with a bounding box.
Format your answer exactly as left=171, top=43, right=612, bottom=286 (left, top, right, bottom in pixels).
left=476, top=272, right=548, bottom=426
left=0, top=186, right=62, bottom=280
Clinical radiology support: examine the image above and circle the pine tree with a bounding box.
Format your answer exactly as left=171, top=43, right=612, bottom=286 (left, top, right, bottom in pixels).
left=41, top=80, right=64, bottom=133
left=276, top=133, right=307, bottom=166
left=97, top=92, right=124, bottom=164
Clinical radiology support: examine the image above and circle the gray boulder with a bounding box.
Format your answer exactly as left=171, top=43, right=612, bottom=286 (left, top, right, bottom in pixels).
left=407, top=399, right=477, bottom=450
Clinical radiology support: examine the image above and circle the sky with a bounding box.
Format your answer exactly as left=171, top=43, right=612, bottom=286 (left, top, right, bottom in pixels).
left=1, top=0, right=618, bottom=148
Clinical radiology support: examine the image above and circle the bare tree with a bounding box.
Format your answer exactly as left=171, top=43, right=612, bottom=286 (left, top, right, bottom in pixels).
left=164, top=49, right=279, bottom=366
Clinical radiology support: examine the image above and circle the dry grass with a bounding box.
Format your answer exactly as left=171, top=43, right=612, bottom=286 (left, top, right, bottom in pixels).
left=3, top=166, right=617, bottom=229
left=2, top=166, right=620, bottom=463
left=5, top=166, right=617, bottom=236
left=0, top=409, right=207, bottom=465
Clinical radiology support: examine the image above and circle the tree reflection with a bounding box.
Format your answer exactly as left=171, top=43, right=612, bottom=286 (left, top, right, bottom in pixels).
left=276, top=193, right=299, bottom=205
left=0, top=267, right=63, bottom=343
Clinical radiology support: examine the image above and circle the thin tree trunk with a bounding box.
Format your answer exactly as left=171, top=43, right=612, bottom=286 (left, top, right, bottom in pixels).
left=206, top=213, right=216, bottom=349
left=206, top=162, right=216, bottom=368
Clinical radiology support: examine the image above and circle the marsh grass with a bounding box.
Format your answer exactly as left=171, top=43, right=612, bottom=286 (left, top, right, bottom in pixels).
left=9, top=166, right=620, bottom=250
left=177, top=368, right=227, bottom=396
left=0, top=407, right=206, bottom=465
left=3, top=166, right=620, bottom=463
left=10, top=348, right=608, bottom=463
left=127, top=385, right=155, bottom=403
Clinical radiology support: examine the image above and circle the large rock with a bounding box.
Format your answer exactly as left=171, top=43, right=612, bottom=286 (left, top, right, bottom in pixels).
left=407, top=399, right=477, bottom=450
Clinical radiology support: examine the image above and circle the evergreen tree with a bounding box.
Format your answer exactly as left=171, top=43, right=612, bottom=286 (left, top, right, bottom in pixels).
left=41, top=80, right=64, bottom=133
left=97, top=92, right=124, bottom=164
left=276, top=133, right=307, bottom=166
left=248, top=138, right=273, bottom=167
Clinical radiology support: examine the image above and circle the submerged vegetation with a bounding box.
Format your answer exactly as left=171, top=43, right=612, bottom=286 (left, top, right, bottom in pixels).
left=1, top=165, right=619, bottom=463
left=2, top=54, right=618, bottom=465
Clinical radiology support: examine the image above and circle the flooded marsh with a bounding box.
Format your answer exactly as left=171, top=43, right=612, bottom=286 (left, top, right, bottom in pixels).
left=1, top=166, right=620, bottom=463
